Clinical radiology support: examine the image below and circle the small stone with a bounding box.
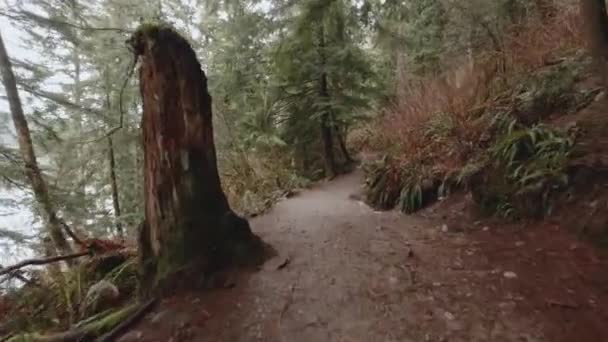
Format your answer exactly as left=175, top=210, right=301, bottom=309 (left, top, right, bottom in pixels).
left=388, top=276, right=399, bottom=286
left=441, top=224, right=449, bottom=232
left=81, top=280, right=119, bottom=317
left=482, top=226, right=490, bottom=231
left=515, top=241, right=525, bottom=247
left=150, top=310, right=168, bottom=324
left=433, top=282, right=442, bottom=287
left=503, top=271, right=518, bottom=279
left=444, top=311, right=455, bottom=321
left=499, top=301, right=516, bottom=310
left=447, top=319, right=463, bottom=331
left=117, top=330, right=143, bottom=342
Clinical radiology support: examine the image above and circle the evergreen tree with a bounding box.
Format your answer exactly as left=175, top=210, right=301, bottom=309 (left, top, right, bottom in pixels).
left=273, top=0, right=373, bottom=177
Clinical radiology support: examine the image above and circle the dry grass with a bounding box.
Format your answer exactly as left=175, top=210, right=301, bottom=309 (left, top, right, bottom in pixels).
left=357, top=1, right=587, bottom=213
left=505, top=4, right=581, bottom=71
left=220, top=151, right=309, bottom=216
left=360, top=2, right=582, bottom=168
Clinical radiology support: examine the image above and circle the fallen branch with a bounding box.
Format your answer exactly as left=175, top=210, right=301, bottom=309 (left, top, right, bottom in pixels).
left=0, top=270, right=34, bottom=286
left=98, top=298, right=158, bottom=342
left=0, top=251, right=89, bottom=277
left=546, top=299, right=579, bottom=309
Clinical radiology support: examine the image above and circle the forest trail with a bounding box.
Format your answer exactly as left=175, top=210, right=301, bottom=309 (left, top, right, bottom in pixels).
left=121, top=170, right=608, bottom=342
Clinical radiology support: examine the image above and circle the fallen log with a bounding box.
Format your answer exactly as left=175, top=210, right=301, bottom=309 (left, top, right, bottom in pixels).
left=5, top=299, right=156, bottom=342
left=98, top=298, right=157, bottom=342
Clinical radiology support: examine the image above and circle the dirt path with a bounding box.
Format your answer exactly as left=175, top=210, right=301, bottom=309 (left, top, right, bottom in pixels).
left=122, top=171, right=608, bottom=342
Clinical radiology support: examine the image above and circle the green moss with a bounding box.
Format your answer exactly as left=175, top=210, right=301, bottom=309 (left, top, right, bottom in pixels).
left=133, top=21, right=172, bottom=39
left=6, top=304, right=137, bottom=342
left=129, top=22, right=177, bottom=55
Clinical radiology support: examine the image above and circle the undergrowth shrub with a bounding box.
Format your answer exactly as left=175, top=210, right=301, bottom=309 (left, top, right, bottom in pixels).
left=364, top=156, right=441, bottom=214
left=470, top=123, right=574, bottom=218
left=1, top=252, right=138, bottom=336
left=360, top=1, right=592, bottom=218
left=220, top=150, right=310, bottom=216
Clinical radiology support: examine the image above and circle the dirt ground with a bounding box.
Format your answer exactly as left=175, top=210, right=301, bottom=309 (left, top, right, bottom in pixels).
left=119, top=170, right=608, bottom=342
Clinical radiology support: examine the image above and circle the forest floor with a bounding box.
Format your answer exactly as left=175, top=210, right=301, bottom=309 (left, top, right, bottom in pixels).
left=119, top=170, right=608, bottom=342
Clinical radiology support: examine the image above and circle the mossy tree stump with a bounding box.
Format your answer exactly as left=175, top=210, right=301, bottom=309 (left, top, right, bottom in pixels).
left=130, top=25, right=264, bottom=297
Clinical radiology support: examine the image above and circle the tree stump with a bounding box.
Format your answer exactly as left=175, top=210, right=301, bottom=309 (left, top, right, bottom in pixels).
left=129, top=25, right=266, bottom=297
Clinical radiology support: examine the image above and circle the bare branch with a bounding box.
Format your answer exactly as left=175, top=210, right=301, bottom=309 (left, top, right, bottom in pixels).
left=0, top=251, right=89, bottom=277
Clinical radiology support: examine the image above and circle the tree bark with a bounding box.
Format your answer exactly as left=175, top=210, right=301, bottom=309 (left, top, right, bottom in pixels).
left=107, top=136, right=123, bottom=238
left=129, top=26, right=264, bottom=297
left=318, top=23, right=337, bottom=179
left=335, top=125, right=354, bottom=163
left=581, top=0, right=608, bottom=84
left=0, top=31, right=73, bottom=256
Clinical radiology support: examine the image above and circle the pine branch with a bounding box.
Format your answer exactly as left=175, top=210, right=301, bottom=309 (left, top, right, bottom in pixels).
left=17, top=82, right=107, bottom=119
left=0, top=10, right=129, bottom=34
left=77, top=51, right=137, bottom=144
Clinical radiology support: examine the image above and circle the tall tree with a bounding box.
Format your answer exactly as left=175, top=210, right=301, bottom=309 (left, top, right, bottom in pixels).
left=274, top=0, right=373, bottom=178
left=581, top=0, right=608, bottom=84
left=0, top=30, right=73, bottom=255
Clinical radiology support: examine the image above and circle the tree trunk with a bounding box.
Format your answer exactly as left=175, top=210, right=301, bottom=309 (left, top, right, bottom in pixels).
left=0, top=31, right=73, bottom=256
left=581, top=0, right=608, bottom=84
left=129, top=26, right=264, bottom=297
left=103, top=74, right=123, bottom=239
left=318, top=23, right=337, bottom=179
left=66, top=0, right=88, bottom=231
left=107, top=136, right=123, bottom=239
left=335, top=125, right=354, bottom=164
